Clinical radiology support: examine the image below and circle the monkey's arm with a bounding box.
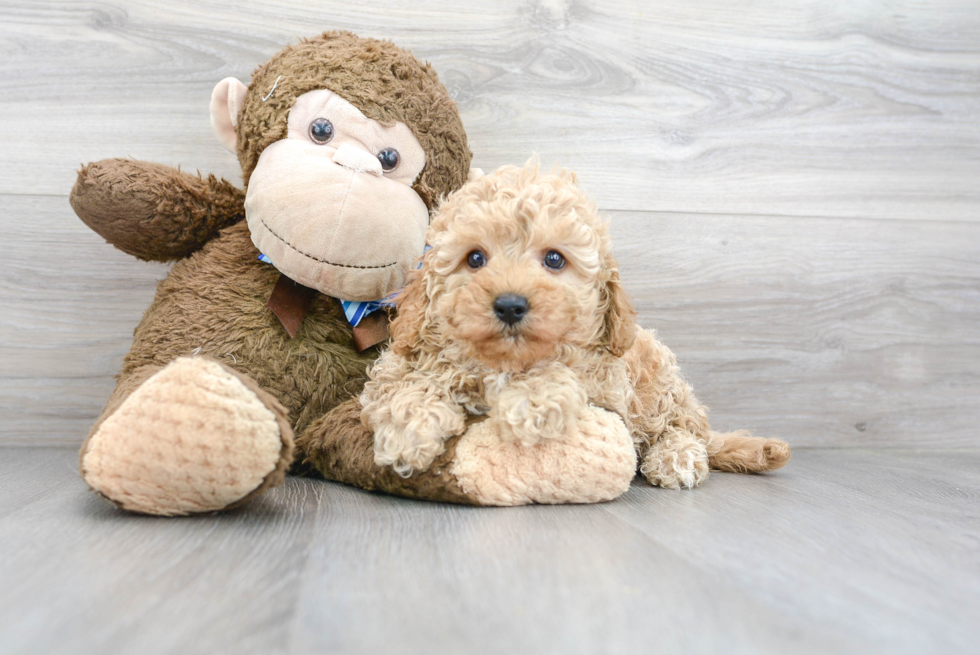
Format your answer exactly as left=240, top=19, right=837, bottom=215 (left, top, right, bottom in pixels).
left=296, top=397, right=637, bottom=506
left=295, top=398, right=481, bottom=505
left=70, top=158, right=245, bottom=261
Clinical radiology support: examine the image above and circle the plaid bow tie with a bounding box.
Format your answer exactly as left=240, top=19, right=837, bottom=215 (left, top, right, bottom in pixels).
left=339, top=297, right=397, bottom=327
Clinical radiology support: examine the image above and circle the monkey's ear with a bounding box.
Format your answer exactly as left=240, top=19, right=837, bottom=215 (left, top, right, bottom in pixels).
left=210, top=77, right=249, bottom=153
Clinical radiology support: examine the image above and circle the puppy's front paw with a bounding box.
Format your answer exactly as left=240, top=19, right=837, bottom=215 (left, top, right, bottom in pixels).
left=490, top=392, right=576, bottom=445
left=488, top=366, right=588, bottom=446
left=640, top=436, right=710, bottom=489
left=371, top=403, right=466, bottom=477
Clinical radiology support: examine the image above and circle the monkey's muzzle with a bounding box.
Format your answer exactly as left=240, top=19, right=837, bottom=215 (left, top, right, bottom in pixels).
left=245, top=140, right=429, bottom=301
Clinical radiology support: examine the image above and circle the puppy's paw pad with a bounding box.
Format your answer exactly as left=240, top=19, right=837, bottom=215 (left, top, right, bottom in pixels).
left=372, top=407, right=464, bottom=475
left=82, top=357, right=285, bottom=516
left=642, top=441, right=710, bottom=489
left=374, top=429, right=446, bottom=476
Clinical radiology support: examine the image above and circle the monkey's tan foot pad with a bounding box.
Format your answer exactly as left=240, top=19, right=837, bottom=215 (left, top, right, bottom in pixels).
left=451, top=406, right=637, bottom=506
left=81, top=357, right=293, bottom=516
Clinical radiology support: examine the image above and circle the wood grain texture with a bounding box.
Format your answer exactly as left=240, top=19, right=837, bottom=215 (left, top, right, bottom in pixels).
left=1, top=1, right=979, bottom=447
left=2, top=195, right=978, bottom=447
left=0, top=0, right=978, bottom=219
left=0, top=447, right=977, bottom=654
left=0, top=193, right=168, bottom=444
left=0, top=448, right=321, bottom=655
left=610, top=210, right=980, bottom=448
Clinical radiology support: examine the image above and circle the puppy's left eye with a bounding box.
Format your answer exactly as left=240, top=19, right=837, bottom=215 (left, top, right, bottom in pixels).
left=466, top=250, right=487, bottom=269
left=543, top=250, right=566, bottom=270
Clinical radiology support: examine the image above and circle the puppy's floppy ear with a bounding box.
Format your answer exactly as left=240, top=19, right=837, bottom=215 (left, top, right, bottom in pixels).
left=599, top=262, right=637, bottom=357
left=389, top=264, right=431, bottom=357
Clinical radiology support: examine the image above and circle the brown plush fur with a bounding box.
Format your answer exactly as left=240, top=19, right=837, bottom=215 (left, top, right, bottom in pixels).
left=360, top=161, right=791, bottom=487
left=71, top=160, right=245, bottom=261
left=73, top=32, right=473, bottom=514
left=238, top=31, right=471, bottom=206
left=113, top=220, right=376, bottom=432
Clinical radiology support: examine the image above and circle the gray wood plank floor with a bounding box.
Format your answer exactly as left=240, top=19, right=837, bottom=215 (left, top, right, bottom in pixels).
left=1, top=446, right=977, bottom=655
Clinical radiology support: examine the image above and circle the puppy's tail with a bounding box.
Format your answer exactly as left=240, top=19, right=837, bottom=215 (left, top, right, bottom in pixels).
left=706, top=430, right=791, bottom=473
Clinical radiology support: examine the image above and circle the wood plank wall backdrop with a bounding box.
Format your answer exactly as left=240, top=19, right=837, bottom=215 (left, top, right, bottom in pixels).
left=1, top=0, right=978, bottom=448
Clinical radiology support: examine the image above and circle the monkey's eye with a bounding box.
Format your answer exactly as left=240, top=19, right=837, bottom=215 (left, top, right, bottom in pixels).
left=543, top=250, right=566, bottom=270
left=309, top=118, right=334, bottom=144
left=466, top=250, right=487, bottom=269
left=378, top=148, right=400, bottom=172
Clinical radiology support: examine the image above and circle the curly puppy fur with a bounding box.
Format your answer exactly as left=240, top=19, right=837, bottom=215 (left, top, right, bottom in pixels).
left=360, top=160, right=790, bottom=487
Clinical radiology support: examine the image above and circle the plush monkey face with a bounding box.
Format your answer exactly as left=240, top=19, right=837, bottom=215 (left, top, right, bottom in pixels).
left=209, top=32, right=472, bottom=301
left=244, top=89, right=429, bottom=300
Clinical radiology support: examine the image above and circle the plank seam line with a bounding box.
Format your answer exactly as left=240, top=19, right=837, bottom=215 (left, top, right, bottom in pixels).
left=2, top=192, right=978, bottom=227
left=604, top=208, right=980, bottom=226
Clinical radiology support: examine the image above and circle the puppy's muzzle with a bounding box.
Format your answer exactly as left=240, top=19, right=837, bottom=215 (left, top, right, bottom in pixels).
left=493, top=294, right=530, bottom=326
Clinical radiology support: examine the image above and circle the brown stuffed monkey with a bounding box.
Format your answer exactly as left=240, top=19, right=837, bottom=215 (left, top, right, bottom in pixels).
left=72, top=32, right=476, bottom=515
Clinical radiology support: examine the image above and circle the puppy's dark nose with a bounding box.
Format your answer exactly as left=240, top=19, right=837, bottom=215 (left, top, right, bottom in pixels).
left=493, top=294, right=530, bottom=326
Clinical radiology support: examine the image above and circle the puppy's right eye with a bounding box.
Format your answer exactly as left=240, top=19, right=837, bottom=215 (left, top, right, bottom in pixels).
left=466, top=250, right=487, bottom=269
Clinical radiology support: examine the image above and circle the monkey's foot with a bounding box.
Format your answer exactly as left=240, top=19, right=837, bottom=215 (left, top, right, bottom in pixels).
left=81, top=357, right=293, bottom=516
left=451, top=406, right=637, bottom=505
